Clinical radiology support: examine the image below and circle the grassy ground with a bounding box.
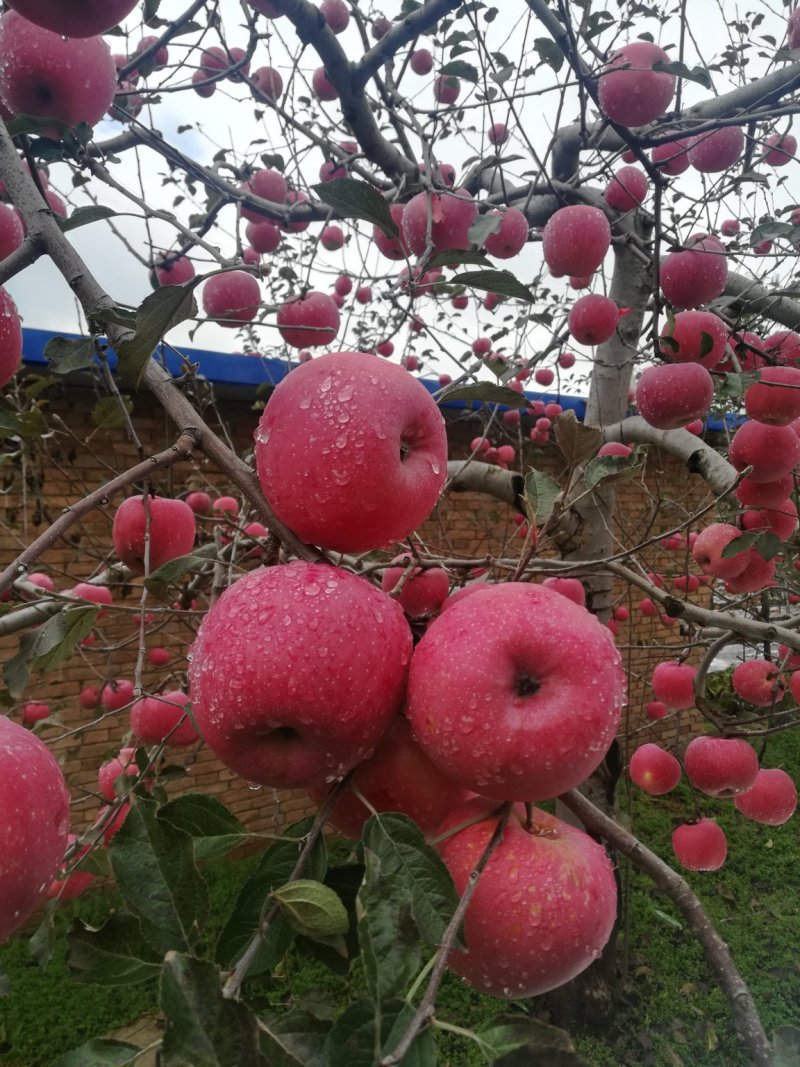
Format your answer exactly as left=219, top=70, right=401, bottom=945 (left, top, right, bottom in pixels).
left=2, top=728, right=798, bottom=1066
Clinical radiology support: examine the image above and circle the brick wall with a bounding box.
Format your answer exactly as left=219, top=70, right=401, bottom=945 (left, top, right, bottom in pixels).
left=0, top=379, right=717, bottom=832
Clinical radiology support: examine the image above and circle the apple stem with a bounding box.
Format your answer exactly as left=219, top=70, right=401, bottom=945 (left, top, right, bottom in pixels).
left=560, top=788, right=771, bottom=1067
left=524, top=801, right=534, bottom=831
left=380, top=802, right=512, bottom=1066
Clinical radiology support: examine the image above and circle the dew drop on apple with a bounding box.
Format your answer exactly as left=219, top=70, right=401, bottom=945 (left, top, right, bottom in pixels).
left=337, top=384, right=354, bottom=402
left=299, top=395, right=311, bottom=410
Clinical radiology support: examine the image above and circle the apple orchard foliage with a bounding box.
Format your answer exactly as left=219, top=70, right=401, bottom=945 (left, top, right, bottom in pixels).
left=0, top=0, right=799, bottom=1063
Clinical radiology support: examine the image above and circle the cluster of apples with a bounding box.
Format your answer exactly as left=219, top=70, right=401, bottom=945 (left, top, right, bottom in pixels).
left=181, top=349, right=628, bottom=998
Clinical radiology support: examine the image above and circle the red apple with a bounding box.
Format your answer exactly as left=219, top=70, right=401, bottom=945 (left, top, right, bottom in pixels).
left=410, top=48, right=434, bottom=75
left=0, top=715, right=70, bottom=942
left=202, top=272, right=261, bottom=326
left=147, top=647, right=171, bottom=667
left=402, top=188, right=477, bottom=257
left=245, top=219, right=281, bottom=254
left=568, top=294, right=620, bottom=346
left=684, top=736, right=759, bottom=797
left=720, top=219, right=741, bottom=237
left=542, top=206, right=611, bottom=278
left=433, top=73, right=460, bottom=105
left=483, top=207, right=529, bottom=258
left=252, top=65, right=283, bottom=101
left=131, top=690, right=198, bottom=747
left=320, top=224, right=345, bottom=251
left=731, top=659, right=785, bottom=707
left=372, top=15, right=392, bottom=39
left=79, top=685, right=100, bottom=710
left=672, top=819, right=727, bottom=871
left=658, top=310, right=728, bottom=368
left=598, top=442, right=632, bottom=457
left=724, top=551, right=776, bottom=593
left=651, top=132, right=691, bottom=175
left=277, top=291, right=340, bottom=348
left=320, top=0, right=349, bottom=33
left=629, top=743, right=682, bottom=795
left=185, top=491, right=211, bottom=514
left=0, top=12, right=117, bottom=134
left=98, top=746, right=138, bottom=801
left=735, top=474, right=794, bottom=508
left=242, top=168, right=288, bottom=221
left=407, top=582, right=624, bottom=801
left=744, top=367, right=800, bottom=425
left=188, top=561, right=412, bottom=788
left=597, top=41, right=676, bottom=127
left=729, top=421, right=800, bottom=482
left=741, top=498, right=798, bottom=541
left=436, top=798, right=617, bottom=997
left=70, top=582, right=112, bottom=616
left=312, top=66, right=338, bottom=101
left=692, top=523, right=750, bottom=580
left=100, top=679, right=135, bottom=713
left=688, top=127, right=745, bottom=172
left=646, top=700, right=668, bottom=720
left=21, top=701, right=50, bottom=724
left=309, top=715, right=470, bottom=839
left=0, top=286, right=23, bottom=389
left=635, top=363, right=714, bottom=430
left=6, top=0, right=138, bottom=36
left=762, top=133, right=797, bottom=166
left=47, top=834, right=95, bottom=902
left=0, top=203, right=23, bottom=261
left=112, top=495, right=196, bottom=575
left=765, top=330, right=800, bottom=368
left=381, top=556, right=450, bottom=619
left=660, top=236, right=728, bottom=309
left=734, top=769, right=797, bottom=825
left=540, top=577, right=586, bottom=607
left=254, top=350, right=447, bottom=552
left=604, top=166, right=649, bottom=211
left=154, top=254, right=195, bottom=287
left=651, top=660, right=696, bottom=710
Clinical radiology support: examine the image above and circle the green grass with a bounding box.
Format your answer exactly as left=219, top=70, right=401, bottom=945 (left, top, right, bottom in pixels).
left=2, top=730, right=799, bottom=1067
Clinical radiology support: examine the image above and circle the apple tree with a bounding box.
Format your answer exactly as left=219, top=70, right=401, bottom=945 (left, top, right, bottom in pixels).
left=0, top=0, right=799, bottom=1064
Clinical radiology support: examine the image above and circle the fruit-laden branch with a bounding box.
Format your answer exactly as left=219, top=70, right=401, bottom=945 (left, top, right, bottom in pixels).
left=0, top=120, right=319, bottom=563
left=117, top=0, right=209, bottom=81
left=354, top=0, right=463, bottom=87
left=0, top=432, right=198, bottom=598
left=0, top=569, right=129, bottom=639
left=560, top=789, right=771, bottom=1067
left=602, top=416, right=738, bottom=497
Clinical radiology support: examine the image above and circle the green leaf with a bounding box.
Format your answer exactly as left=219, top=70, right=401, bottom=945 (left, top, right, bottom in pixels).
left=439, top=59, right=479, bottom=82
left=755, top=531, right=782, bottom=562
left=450, top=269, right=534, bottom=303
left=91, top=395, right=134, bottom=430
left=88, top=305, right=139, bottom=330
left=116, top=284, right=199, bottom=386
left=214, top=817, right=327, bottom=975
left=271, top=879, right=349, bottom=948
left=312, top=179, right=397, bottom=238
left=4, top=114, right=67, bottom=137
left=358, top=845, right=422, bottom=1003
left=109, top=798, right=208, bottom=954
left=468, top=213, right=504, bottom=248
left=553, top=411, right=604, bottom=467
left=33, top=605, right=99, bottom=673
left=0, top=407, right=22, bottom=439
left=2, top=630, right=35, bottom=699
left=0, top=963, right=9, bottom=996
left=699, top=331, right=715, bottom=360
left=652, top=907, right=683, bottom=931
left=426, top=248, right=493, bottom=271
left=772, top=1024, right=800, bottom=1067
left=533, top=37, right=564, bottom=71
left=751, top=220, right=795, bottom=246
left=44, top=336, right=97, bottom=374
left=479, top=1015, right=578, bottom=1059
left=440, top=382, right=528, bottom=408
left=584, top=448, right=643, bottom=491
left=160, top=953, right=267, bottom=1067
left=721, top=530, right=760, bottom=559
left=53, top=1039, right=144, bottom=1067
left=56, top=205, right=118, bottom=232
left=361, top=813, right=457, bottom=946
left=325, top=998, right=436, bottom=1067
left=144, top=544, right=220, bottom=600
left=67, top=914, right=161, bottom=986
left=651, top=59, right=712, bottom=89
left=159, top=793, right=245, bottom=839
left=258, top=1010, right=331, bottom=1067
left=523, top=469, right=561, bottom=525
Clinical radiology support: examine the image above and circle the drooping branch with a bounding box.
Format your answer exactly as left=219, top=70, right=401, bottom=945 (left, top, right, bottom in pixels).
left=560, top=789, right=771, bottom=1067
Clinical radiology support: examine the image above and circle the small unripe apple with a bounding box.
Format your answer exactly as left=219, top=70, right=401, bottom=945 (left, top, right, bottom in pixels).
left=629, top=743, right=682, bottom=795
left=672, top=819, right=727, bottom=871
left=734, top=769, right=797, bottom=825
left=684, top=736, right=759, bottom=797
left=112, top=495, right=196, bottom=575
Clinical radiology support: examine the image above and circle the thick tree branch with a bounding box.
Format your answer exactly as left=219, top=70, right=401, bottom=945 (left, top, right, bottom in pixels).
left=560, top=789, right=771, bottom=1067
left=355, top=0, right=463, bottom=87
left=722, top=272, right=800, bottom=335
left=445, top=460, right=523, bottom=509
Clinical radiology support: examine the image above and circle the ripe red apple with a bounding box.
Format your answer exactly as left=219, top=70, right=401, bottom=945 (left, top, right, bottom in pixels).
left=6, top=0, right=139, bottom=36
left=0, top=716, right=70, bottom=942
left=720, top=219, right=741, bottom=237
left=651, top=132, right=691, bottom=175
left=731, top=659, right=785, bottom=707
left=242, top=169, right=288, bottom=223
left=744, top=367, right=800, bottom=425
left=70, top=582, right=112, bottom=615
left=154, top=254, right=195, bottom=287
left=320, top=0, right=349, bottom=33
left=635, top=363, right=714, bottom=430
left=540, top=577, right=586, bottom=607
left=245, top=219, right=281, bottom=254
left=735, top=768, right=797, bottom=825
left=542, top=206, right=611, bottom=278
left=131, top=690, right=198, bottom=747
left=320, top=224, right=345, bottom=251
left=735, top=474, right=794, bottom=508
left=651, top=660, right=696, bottom=710
left=741, top=498, right=798, bottom=541
left=762, top=133, right=797, bottom=166
left=212, top=495, right=239, bottom=518
left=597, top=41, right=675, bottom=127
left=629, top=743, right=682, bottom=795
left=724, top=550, right=776, bottom=594
left=407, top=582, right=624, bottom=801
left=658, top=310, right=728, bottom=368
left=729, top=421, right=800, bottom=482
left=0, top=286, right=23, bottom=389
left=660, top=236, right=728, bottom=309
left=373, top=204, right=407, bottom=259
left=188, top=561, right=412, bottom=789
left=765, top=330, right=800, bottom=368
left=131, top=35, right=169, bottom=74
left=646, top=700, right=668, bottom=720
left=0, top=12, right=117, bottom=133
left=410, top=48, right=434, bottom=75
left=436, top=798, right=617, bottom=997
left=402, top=188, right=477, bottom=256
left=672, top=819, right=727, bottom=871
left=433, top=73, right=460, bottom=104
left=688, top=127, right=745, bottom=172
left=381, top=556, right=450, bottom=619
left=276, top=291, right=340, bottom=348
left=101, top=679, right=135, bottom=713
left=312, top=66, right=338, bottom=101
left=252, top=65, right=283, bottom=101
left=254, top=350, right=447, bottom=552
left=21, top=701, right=50, bottom=724
left=598, top=442, right=632, bottom=458
left=684, top=736, right=759, bottom=797
left=98, top=746, right=138, bottom=802
left=789, top=7, right=800, bottom=48
left=47, top=834, right=95, bottom=902
left=185, top=491, right=211, bottom=514
left=0, top=203, right=23, bottom=262
left=604, top=166, right=649, bottom=211
left=568, top=294, right=620, bottom=346
left=483, top=207, right=528, bottom=258
left=147, top=647, right=171, bottom=667
left=202, top=272, right=261, bottom=326
left=372, top=15, right=392, bottom=38
left=692, top=523, right=750, bottom=580
left=309, top=715, right=470, bottom=839
left=79, top=685, right=100, bottom=710
left=112, top=495, right=196, bottom=575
